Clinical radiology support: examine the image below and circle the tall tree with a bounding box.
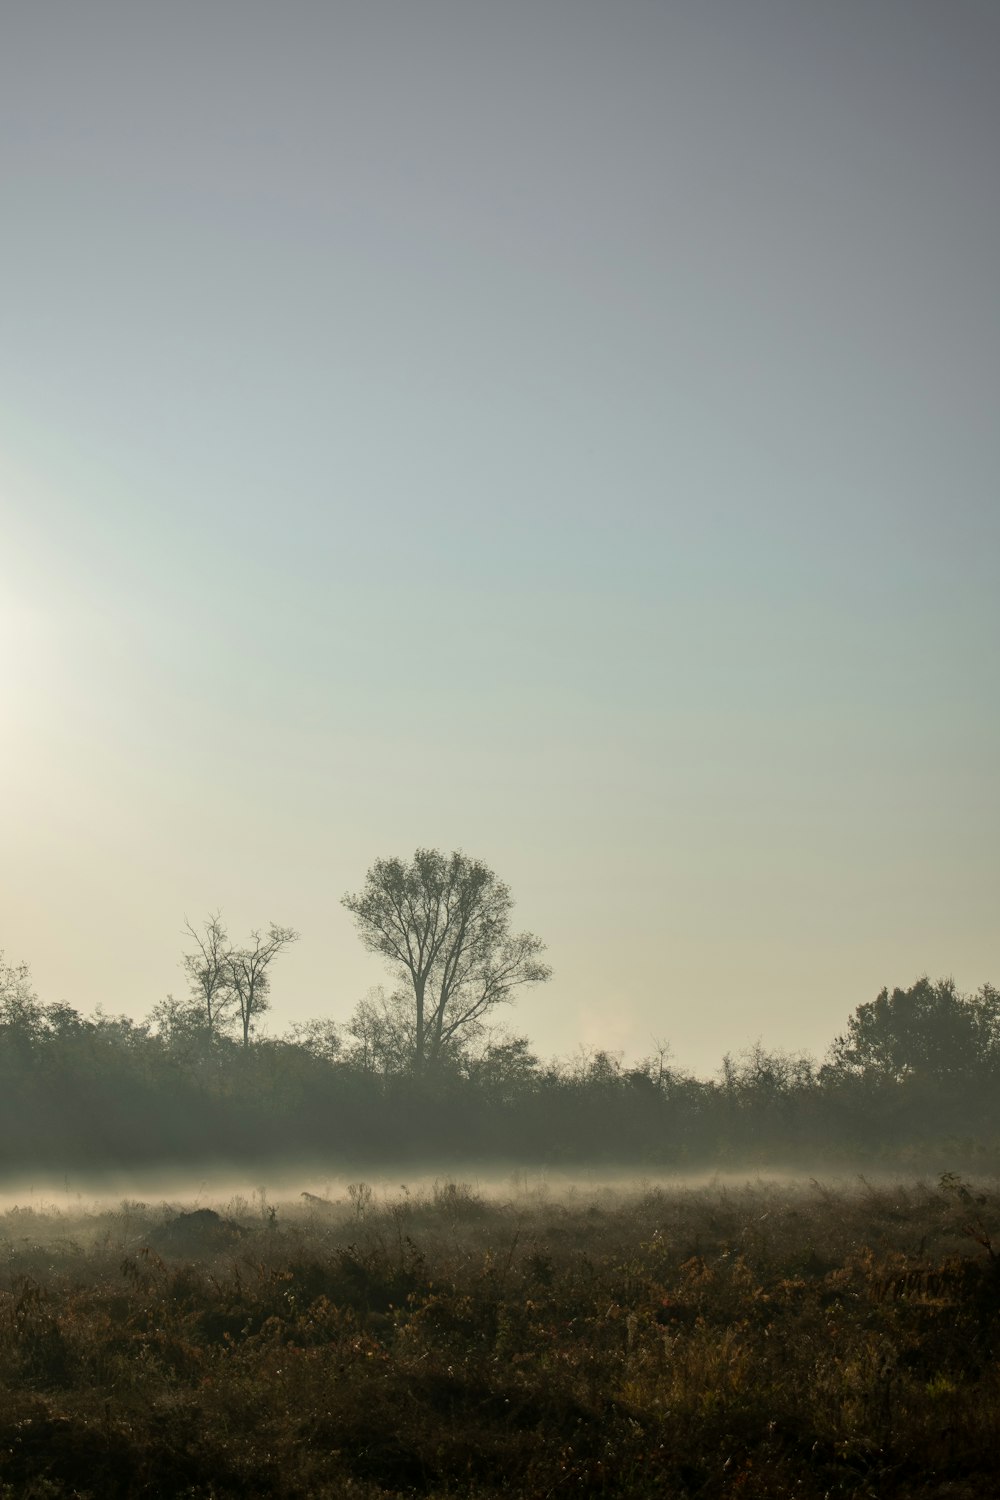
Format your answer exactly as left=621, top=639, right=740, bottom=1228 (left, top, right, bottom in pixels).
left=181, top=913, right=233, bottom=1032
left=225, top=925, right=299, bottom=1048
left=342, top=849, right=551, bottom=1072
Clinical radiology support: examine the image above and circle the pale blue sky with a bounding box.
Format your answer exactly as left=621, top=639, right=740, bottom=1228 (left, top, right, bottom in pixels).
left=2, top=1, right=998, bottom=1074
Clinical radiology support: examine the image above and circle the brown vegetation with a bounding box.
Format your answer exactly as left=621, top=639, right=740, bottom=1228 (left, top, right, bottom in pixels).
left=2, top=1174, right=999, bottom=1497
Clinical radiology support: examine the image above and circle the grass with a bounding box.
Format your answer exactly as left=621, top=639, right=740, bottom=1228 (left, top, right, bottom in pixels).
left=1, top=1173, right=999, bottom=1497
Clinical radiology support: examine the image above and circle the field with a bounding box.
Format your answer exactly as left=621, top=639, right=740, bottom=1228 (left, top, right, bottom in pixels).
left=1, top=1173, right=999, bottom=1498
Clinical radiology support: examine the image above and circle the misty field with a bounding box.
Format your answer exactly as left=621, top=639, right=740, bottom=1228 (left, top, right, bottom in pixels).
left=2, top=1175, right=999, bottom=1498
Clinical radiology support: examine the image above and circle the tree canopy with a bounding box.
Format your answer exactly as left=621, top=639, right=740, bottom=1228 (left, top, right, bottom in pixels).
left=342, top=849, right=551, bottom=1072
left=823, top=976, right=1000, bottom=1086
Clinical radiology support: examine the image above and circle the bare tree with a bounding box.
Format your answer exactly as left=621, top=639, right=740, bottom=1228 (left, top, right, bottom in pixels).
left=225, top=925, right=299, bottom=1048
left=342, top=849, right=551, bottom=1073
left=181, top=913, right=234, bottom=1032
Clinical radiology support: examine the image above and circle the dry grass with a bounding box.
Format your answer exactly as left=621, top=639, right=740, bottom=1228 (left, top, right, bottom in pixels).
left=1, top=1174, right=999, bottom=1497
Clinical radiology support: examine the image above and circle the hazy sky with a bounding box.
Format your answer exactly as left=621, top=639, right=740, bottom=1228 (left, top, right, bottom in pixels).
left=2, top=1, right=998, bottom=1077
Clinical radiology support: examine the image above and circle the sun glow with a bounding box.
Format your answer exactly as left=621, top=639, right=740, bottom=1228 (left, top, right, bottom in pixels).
left=1, top=447, right=66, bottom=689
left=0, top=585, right=61, bottom=770
left=0, top=474, right=68, bottom=792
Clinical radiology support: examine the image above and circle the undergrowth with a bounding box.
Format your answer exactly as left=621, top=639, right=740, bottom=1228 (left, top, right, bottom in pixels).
left=1, top=1174, right=999, bottom=1497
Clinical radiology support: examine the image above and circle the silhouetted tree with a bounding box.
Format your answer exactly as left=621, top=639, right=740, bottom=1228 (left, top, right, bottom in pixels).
left=182, top=912, right=234, bottom=1032
left=0, top=951, right=39, bottom=1034
left=462, top=1033, right=539, bottom=1103
left=345, top=987, right=416, bottom=1077
left=282, top=1016, right=343, bottom=1063
left=342, top=849, right=551, bottom=1072
left=823, top=976, right=995, bottom=1087
left=225, top=925, right=299, bottom=1048
left=721, top=1043, right=815, bottom=1100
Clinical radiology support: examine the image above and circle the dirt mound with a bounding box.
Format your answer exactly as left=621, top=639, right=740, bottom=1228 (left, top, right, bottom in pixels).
left=150, top=1208, right=242, bottom=1256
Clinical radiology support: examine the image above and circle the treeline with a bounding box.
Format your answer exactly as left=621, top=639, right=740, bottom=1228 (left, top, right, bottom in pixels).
left=2, top=952, right=1000, bottom=1173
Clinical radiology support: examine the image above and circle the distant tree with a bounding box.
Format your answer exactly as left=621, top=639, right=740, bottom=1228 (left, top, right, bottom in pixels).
left=150, top=995, right=219, bottom=1067
left=720, top=1043, right=816, bottom=1101
left=0, top=951, right=39, bottom=1032
left=181, top=913, right=234, bottom=1032
left=342, top=849, right=551, bottom=1073
left=823, top=976, right=996, bottom=1087
left=345, top=987, right=416, bottom=1077
left=462, top=1032, right=539, bottom=1103
left=0, top=955, right=48, bottom=1102
left=282, top=1016, right=344, bottom=1064
left=225, top=925, right=299, bottom=1048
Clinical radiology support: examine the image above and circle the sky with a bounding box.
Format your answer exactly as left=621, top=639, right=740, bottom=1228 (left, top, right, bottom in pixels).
left=1, top=1, right=998, bottom=1078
